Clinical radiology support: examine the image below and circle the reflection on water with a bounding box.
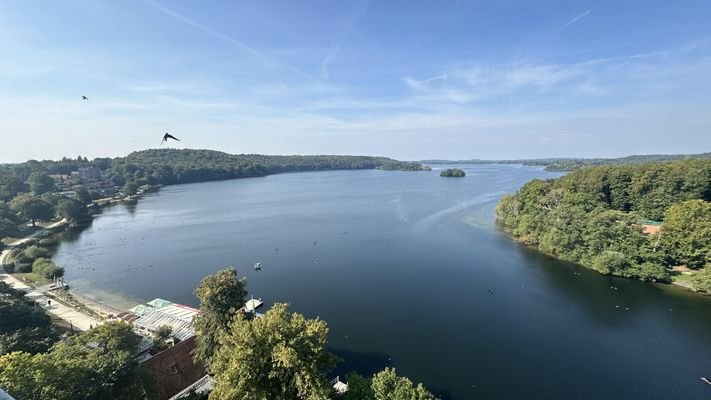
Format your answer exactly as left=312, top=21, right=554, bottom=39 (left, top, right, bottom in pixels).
left=52, top=166, right=711, bottom=400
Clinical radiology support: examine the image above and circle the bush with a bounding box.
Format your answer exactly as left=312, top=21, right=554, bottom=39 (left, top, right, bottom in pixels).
left=38, top=237, right=59, bottom=247
left=23, top=245, right=50, bottom=260
left=32, top=258, right=64, bottom=279
left=17, top=263, right=32, bottom=273
left=691, top=268, right=711, bottom=293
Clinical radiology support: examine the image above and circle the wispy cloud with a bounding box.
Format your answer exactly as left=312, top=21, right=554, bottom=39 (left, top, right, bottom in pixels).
left=319, top=0, right=370, bottom=81
left=402, top=74, right=448, bottom=90
left=141, top=0, right=314, bottom=81
left=561, top=7, right=597, bottom=30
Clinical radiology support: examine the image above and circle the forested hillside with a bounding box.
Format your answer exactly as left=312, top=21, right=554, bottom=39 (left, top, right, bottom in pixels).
left=0, top=149, right=428, bottom=188
left=496, top=159, right=711, bottom=290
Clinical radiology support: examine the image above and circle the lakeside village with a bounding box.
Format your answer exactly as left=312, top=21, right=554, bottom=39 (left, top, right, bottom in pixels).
left=52, top=166, right=159, bottom=207
left=0, top=164, right=350, bottom=399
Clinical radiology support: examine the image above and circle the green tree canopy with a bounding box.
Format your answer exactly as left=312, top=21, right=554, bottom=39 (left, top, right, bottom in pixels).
left=0, top=202, right=21, bottom=239
left=440, top=168, right=465, bottom=177
left=0, top=322, right=151, bottom=400
left=75, top=187, right=93, bottom=205
left=0, top=175, right=26, bottom=202
left=691, top=267, right=711, bottom=293
left=27, top=172, right=55, bottom=195
left=661, top=200, right=711, bottom=269
left=0, top=282, right=58, bottom=355
left=9, top=194, right=54, bottom=227
left=371, top=368, right=437, bottom=400
left=56, top=198, right=90, bottom=224
left=209, top=303, right=338, bottom=400
left=31, top=258, right=64, bottom=279
left=193, top=267, right=248, bottom=368
left=496, top=159, right=711, bottom=283
left=122, top=182, right=138, bottom=196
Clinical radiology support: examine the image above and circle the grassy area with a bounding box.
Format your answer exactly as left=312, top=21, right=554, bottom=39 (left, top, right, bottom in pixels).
left=671, top=272, right=695, bottom=283
left=11, top=272, right=52, bottom=287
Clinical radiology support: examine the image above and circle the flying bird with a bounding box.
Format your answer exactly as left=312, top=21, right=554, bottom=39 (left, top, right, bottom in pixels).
left=161, top=132, right=180, bottom=145
left=82, top=96, right=89, bottom=100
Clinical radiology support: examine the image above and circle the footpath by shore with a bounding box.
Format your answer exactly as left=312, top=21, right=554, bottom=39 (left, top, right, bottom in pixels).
left=0, top=220, right=105, bottom=331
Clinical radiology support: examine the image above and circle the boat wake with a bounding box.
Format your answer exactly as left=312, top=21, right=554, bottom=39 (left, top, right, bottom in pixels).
left=414, top=191, right=506, bottom=232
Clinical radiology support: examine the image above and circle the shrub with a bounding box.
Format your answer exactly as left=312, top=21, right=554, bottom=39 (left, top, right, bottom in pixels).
left=32, top=258, right=64, bottom=279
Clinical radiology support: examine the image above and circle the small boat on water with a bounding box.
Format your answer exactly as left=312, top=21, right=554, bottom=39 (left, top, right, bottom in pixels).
left=702, top=377, right=711, bottom=385
left=254, top=262, right=262, bottom=270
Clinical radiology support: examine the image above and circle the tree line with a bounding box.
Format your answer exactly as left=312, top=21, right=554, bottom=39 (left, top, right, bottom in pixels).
left=0, top=150, right=429, bottom=241
left=422, top=152, right=711, bottom=172
left=496, top=159, right=711, bottom=291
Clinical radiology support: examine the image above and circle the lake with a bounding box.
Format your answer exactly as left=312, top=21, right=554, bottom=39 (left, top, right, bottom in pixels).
left=53, top=165, right=711, bottom=399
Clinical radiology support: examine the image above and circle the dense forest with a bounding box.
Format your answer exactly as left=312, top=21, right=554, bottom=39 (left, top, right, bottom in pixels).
left=424, top=152, right=711, bottom=172
left=496, top=159, right=711, bottom=291
left=0, top=149, right=429, bottom=188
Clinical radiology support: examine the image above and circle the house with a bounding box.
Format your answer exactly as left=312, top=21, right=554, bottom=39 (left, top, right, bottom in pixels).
left=141, top=336, right=209, bottom=400
left=130, top=299, right=201, bottom=342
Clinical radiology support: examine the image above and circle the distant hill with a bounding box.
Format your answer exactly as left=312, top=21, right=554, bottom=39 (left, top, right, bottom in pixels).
left=422, top=152, right=711, bottom=171
left=0, top=149, right=430, bottom=188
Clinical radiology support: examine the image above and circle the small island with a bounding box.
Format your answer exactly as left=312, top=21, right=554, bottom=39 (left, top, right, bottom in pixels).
left=440, top=168, right=466, bottom=177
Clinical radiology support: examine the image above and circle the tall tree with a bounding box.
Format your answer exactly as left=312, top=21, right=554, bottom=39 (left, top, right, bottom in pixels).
left=661, top=200, right=711, bottom=269
left=122, top=182, right=138, bottom=196
left=193, top=267, right=248, bottom=368
left=209, top=303, right=338, bottom=400
left=27, top=172, right=55, bottom=195
left=0, top=323, right=151, bottom=400
left=9, top=194, right=54, bottom=227
left=56, top=199, right=90, bottom=223
left=0, top=282, right=58, bottom=355
left=371, top=368, right=437, bottom=400
left=0, top=175, right=26, bottom=202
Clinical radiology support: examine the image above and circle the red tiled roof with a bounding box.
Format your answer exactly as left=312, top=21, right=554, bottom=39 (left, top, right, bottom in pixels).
left=141, top=336, right=206, bottom=400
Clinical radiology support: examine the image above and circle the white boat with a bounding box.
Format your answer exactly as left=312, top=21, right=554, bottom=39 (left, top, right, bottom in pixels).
left=254, top=262, right=262, bottom=270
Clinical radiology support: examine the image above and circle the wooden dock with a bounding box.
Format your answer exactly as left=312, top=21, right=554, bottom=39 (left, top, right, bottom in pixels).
left=244, top=297, right=263, bottom=313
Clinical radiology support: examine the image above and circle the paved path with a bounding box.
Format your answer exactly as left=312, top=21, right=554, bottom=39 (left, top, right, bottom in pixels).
left=1, top=219, right=101, bottom=331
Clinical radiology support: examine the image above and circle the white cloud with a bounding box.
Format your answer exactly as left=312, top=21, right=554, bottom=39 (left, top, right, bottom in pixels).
left=561, top=7, right=597, bottom=30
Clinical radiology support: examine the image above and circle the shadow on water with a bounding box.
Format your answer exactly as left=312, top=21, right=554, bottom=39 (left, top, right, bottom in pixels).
left=329, top=348, right=453, bottom=400
left=514, top=242, right=711, bottom=338
left=330, top=348, right=392, bottom=378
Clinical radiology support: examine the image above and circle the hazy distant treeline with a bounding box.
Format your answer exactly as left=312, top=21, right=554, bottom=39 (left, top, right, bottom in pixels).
left=423, top=152, right=711, bottom=171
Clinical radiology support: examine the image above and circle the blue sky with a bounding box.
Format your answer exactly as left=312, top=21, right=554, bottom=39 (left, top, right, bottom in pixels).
left=1, top=0, right=710, bottom=162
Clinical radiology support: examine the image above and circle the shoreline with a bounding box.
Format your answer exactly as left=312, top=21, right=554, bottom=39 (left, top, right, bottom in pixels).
left=0, top=220, right=107, bottom=330
left=499, top=228, right=709, bottom=297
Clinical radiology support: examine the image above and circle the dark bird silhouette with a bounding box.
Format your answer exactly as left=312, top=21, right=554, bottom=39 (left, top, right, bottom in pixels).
left=81, top=96, right=89, bottom=100
left=488, top=289, right=495, bottom=294
left=161, top=132, right=180, bottom=145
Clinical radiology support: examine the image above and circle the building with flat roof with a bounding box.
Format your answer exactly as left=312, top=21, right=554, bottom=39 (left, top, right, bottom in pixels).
left=131, top=299, right=201, bottom=342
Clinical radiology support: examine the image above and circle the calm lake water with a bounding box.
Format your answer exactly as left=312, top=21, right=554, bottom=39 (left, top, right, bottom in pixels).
left=53, top=165, right=711, bottom=399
